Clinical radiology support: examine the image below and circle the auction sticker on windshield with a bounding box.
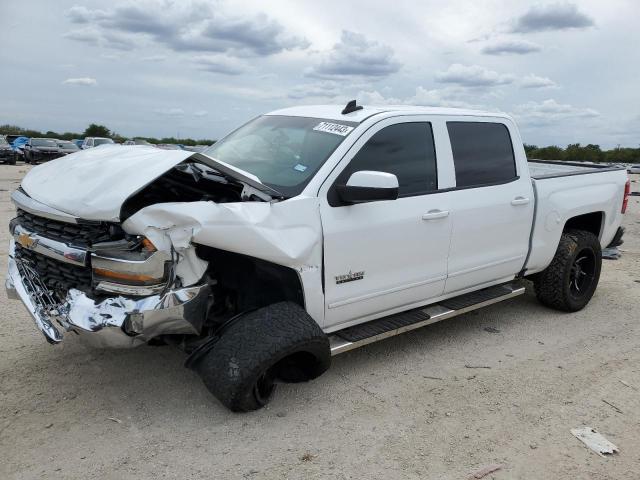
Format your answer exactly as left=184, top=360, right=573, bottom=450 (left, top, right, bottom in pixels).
left=313, top=122, right=354, bottom=136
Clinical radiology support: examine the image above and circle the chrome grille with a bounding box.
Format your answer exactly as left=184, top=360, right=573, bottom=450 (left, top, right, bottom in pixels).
left=15, top=244, right=92, bottom=296
left=15, top=208, right=112, bottom=247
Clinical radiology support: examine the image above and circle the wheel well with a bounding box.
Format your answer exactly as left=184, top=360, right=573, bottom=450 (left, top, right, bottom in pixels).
left=195, top=245, right=305, bottom=323
left=563, top=212, right=603, bottom=238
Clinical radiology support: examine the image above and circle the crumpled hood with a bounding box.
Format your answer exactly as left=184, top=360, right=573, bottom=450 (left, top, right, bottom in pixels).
left=21, top=145, right=194, bottom=221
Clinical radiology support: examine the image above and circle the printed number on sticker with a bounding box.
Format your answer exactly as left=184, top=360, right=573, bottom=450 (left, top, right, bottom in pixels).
left=313, top=122, right=354, bottom=136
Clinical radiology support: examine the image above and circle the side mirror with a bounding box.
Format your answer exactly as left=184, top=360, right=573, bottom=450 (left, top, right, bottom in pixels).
left=336, top=171, right=399, bottom=205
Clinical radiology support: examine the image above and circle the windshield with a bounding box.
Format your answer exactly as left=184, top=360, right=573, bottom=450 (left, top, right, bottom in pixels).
left=203, top=115, right=357, bottom=197
left=32, top=139, right=57, bottom=147
left=94, top=138, right=114, bottom=146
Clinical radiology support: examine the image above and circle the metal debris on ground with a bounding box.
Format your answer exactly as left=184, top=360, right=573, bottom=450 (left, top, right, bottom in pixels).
left=602, top=247, right=621, bottom=260
left=571, top=427, right=619, bottom=457
left=107, top=417, right=122, bottom=424
left=465, top=364, right=492, bottom=369
left=468, top=463, right=503, bottom=479
left=483, top=327, right=501, bottom=334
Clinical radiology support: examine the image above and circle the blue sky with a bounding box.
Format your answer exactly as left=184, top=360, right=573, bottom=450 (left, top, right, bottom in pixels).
left=0, top=0, right=637, bottom=147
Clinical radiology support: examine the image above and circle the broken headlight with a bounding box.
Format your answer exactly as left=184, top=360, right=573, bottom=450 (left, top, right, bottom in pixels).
left=91, top=237, right=172, bottom=296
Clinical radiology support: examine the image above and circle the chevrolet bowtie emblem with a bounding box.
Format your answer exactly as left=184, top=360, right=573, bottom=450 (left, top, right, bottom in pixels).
left=16, top=232, right=38, bottom=250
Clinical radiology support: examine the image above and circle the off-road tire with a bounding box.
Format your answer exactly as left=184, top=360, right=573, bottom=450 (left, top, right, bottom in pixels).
left=534, top=229, right=602, bottom=312
left=191, top=302, right=330, bottom=412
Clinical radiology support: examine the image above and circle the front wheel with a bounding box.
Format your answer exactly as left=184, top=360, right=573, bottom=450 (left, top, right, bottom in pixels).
left=187, top=302, right=330, bottom=412
left=534, top=229, right=602, bottom=312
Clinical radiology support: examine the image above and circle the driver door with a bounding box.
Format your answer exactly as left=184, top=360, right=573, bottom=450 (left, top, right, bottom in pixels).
left=319, top=119, right=452, bottom=330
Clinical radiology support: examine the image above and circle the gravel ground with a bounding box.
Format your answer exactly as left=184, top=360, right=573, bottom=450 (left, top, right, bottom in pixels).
left=1, top=164, right=639, bottom=480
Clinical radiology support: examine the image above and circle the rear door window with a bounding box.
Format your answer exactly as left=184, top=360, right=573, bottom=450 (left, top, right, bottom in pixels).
left=447, top=122, right=517, bottom=188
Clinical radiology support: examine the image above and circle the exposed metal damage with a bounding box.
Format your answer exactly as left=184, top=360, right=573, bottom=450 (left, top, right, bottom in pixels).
left=7, top=146, right=323, bottom=347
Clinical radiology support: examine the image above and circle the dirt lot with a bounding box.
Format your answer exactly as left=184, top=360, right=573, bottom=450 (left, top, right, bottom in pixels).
left=0, top=164, right=639, bottom=480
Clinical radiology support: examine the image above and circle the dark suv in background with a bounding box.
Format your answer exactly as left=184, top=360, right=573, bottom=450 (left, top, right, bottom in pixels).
left=23, top=138, right=61, bottom=164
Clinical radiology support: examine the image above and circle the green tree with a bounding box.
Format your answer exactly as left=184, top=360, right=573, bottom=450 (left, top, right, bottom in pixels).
left=523, top=144, right=538, bottom=157
left=83, top=124, right=111, bottom=137
left=533, top=145, right=565, bottom=160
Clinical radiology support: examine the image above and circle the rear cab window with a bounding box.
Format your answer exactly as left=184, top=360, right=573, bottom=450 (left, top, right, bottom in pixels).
left=447, top=122, right=517, bottom=188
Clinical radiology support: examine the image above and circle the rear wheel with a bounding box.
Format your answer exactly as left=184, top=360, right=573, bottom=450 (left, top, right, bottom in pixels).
left=187, top=302, right=330, bottom=412
left=534, top=229, right=602, bottom=312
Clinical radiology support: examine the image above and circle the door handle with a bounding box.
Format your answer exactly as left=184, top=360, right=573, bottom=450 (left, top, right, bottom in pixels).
left=422, top=209, right=449, bottom=220
left=511, top=196, right=530, bottom=206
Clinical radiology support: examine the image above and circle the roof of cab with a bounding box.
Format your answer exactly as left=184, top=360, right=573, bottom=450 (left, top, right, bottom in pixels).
left=266, top=104, right=513, bottom=123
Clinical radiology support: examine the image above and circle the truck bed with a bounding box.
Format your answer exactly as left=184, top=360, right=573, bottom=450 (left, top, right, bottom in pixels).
left=528, top=160, right=625, bottom=179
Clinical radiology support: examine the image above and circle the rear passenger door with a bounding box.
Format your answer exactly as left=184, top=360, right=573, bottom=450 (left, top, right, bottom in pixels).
left=320, top=119, right=452, bottom=330
left=444, top=120, right=534, bottom=294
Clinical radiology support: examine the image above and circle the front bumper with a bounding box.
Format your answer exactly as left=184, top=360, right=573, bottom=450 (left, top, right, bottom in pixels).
left=6, top=241, right=210, bottom=348
left=30, top=150, right=61, bottom=161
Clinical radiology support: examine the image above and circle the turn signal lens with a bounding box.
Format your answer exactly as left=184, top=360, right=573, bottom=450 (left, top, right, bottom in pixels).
left=93, top=268, right=160, bottom=284
left=141, top=238, right=157, bottom=252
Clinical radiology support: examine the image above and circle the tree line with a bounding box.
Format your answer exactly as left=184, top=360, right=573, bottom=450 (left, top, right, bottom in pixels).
left=0, top=123, right=216, bottom=147
left=2, top=122, right=638, bottom=162
left=524, top=143, right=639, bottom=164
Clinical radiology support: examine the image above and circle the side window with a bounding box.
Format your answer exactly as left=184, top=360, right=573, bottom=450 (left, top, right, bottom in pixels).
left=447, top=122, right=517, bottom=188
left=333, top=122, right=437, bottom=202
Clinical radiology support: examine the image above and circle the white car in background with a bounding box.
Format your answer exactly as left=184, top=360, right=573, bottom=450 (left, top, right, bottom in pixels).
left=81, top=137, right=115, bottom=149
left=627, top=165, right=640, bottom=174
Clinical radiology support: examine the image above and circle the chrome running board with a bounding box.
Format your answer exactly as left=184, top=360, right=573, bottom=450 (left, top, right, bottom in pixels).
left=329, top=283, right=525, bottom=356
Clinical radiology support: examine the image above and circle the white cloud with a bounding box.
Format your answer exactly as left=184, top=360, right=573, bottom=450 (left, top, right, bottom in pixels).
left=62, top=77, right=97, bottom=86
left=288, top=81, right=343, bottom=100
left=356, top=90, right=401, bottom=105
left=514, top=99, right=599, bottom=125
left=193, top=110, right=208, bottom=117
left=481, top=39, right=542, bottom=55
left=520, top=74, right=558, bottom=89
left=436, top=64, right=514, bottom=87
left=307, top=31, right=401, bottom=78
left=356, top=87, right=482, bottom=109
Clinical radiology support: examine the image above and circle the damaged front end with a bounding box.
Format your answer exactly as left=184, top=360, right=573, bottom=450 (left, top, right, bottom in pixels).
left=7, top=146, right=322, bottom=348
left=6, top=188, right=212, bottom=348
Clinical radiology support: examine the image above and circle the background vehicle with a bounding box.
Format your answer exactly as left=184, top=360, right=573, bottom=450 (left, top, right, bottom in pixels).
left=10, top=136, right=29, bottom=160
left=156, top=143, right=183, bottom=150
left=5, top=134, right=23, bottom=145
left=56, top=140, right=80, bottom=155
left=6, top=103, right=628, bottom=412
left=123, top=138, right=152, bottom=146
left=182, top=144, right=209, bottom=153
left=0, top=136, right=16, bottom=164
left=81, top=137, right=115, bottom=149
left=23, top=138, right=61, bottom=164
left=628, top=165, right=640, bottom=174
left=72, top=139, right=84, bottom=149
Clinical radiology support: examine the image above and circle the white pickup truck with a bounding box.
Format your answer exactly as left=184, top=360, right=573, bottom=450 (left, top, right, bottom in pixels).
left=6, top=102, right=629, bottom=411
